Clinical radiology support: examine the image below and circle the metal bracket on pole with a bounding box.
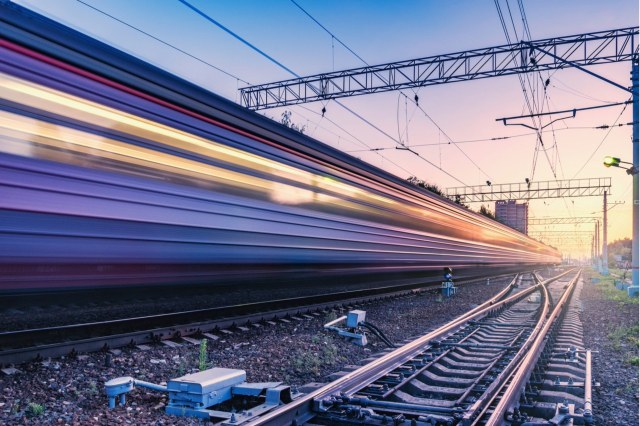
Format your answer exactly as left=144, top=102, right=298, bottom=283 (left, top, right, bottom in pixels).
left=527, top=43, right=633, bottom=93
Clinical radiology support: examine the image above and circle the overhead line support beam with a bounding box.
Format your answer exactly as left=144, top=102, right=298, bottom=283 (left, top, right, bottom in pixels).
left=240, top=27, right=638, bottom=110
left=446, top=178, right=611, bottom=203
left=527, top=42, right=632, bottom=93
left=496, top=101, right=632, bottom=127
left=529, top=217, right=598, bottom=225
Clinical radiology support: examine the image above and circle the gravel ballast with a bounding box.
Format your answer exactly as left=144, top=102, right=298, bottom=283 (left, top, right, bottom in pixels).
left=1, top=271, right=635, bottom=425
left=580, top=275, right=639, bottom=426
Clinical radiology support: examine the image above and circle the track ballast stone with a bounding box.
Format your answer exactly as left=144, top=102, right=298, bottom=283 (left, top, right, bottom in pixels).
left=3, top=273, right=633, bottom=425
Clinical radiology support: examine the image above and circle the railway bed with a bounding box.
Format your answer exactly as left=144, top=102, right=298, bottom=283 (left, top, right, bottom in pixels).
left=0, top=272, right=521, bottom=366
left=246, top=269, right=582, bottom=425
left=0, top=272, right=521, bottom=425
left=0, top=266, right=530, bottom=332
left=1, top=268, right=635, bottom=425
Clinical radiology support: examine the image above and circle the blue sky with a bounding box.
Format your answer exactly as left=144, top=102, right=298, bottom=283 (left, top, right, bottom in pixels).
left=13, top=0, right=639, bottom=256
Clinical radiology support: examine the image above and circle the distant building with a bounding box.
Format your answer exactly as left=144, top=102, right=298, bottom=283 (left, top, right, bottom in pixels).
left=495, top=200, right=528, bottom=234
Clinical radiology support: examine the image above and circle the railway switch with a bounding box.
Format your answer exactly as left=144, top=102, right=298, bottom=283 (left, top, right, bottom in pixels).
left=105, top=367, right=295, bottom=421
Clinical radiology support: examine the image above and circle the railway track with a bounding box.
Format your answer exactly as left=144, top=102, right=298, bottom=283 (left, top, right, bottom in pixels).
left=0, top=272, right=518, bottom=366
left=240, top=268, right=586, bottom=426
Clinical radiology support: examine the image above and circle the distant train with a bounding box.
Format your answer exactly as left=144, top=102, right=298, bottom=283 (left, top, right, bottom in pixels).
left=0, top=3, right=559, bottom=293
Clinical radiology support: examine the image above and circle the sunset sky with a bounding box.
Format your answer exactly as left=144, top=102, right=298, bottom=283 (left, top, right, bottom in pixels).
left=14, top=0, right=639, bottom=258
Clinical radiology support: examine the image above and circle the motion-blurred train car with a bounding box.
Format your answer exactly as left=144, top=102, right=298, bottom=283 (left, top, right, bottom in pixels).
left=0, top=2, right=560, bottom=293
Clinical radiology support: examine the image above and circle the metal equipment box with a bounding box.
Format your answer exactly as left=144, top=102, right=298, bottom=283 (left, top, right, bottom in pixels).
left=167, top=368, right=246, bottom=407
left=346, top=310, right=366, bottom=328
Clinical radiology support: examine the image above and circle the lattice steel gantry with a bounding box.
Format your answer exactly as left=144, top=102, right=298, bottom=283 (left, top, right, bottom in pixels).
left=445, top=178, right=611, bottom=203
left=239, top=24, right=638, bottom=286
left=240, top=27, right=638, bottom=109
left=529, top=217, right=599, bottom=225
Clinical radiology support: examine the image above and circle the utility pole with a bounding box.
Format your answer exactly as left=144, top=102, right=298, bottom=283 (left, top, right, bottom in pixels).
left=632, top=58, right=639, bottom=287
left=603, top=191, right=609, bottom=275
left=595, top=220, right=600, bottom=271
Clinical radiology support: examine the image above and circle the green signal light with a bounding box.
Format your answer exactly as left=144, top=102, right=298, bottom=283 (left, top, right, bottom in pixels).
left=603, top=156, right=621, bottom=167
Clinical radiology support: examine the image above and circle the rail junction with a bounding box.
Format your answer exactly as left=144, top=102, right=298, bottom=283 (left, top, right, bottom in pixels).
left=92, top=269, right=595, bottom=426
left=222, top=269, right=589, bottom=426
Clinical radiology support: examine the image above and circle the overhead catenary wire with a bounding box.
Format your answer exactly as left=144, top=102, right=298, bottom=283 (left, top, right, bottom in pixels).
left=495, top=0, right=581, bottom=224
left=516, top=0, right=533, bottom=40
left=177, top=0, right=414, bottom=175
left=75, top=0, right=251, bottom=85
left=494, top=0, right=556, bottom=181
left=179, top=0, right=470, bottom=186
left=289, top=0, right=369, bottom=66
left=416, top=103, right=492, bottom=180
left=295, top=104, right=416, bottom=177
left=287, top=0, right=478, bottom=184
left=345, top=121, right=634, bottom=152
left=178, top=0, right=300, bottom=78
left=515, top=3, right=565, bottom=184
left=572, top=99, right=631, bottom=178
left=551, top=77, right=618, bottom=104
left=75, top=0, right=413, bottom=177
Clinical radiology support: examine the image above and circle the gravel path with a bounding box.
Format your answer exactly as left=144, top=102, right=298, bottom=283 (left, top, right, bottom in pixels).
left=2, top=270, right=632, bottom=425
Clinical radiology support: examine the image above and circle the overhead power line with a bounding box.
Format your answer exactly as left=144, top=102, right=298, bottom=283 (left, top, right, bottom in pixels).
left=572, top=99, right=632, bottom=178
left=178, top=0, right=299, bottom=77
left=75, top=0, right=251, bottom=85
left=179, top=0, right=469, bottom=186
left=73, top=0, right=413, bottom=178
left=288, top=0, right=368, bottom=66
left=345, top=113, right=633, bottom=152
left=287, top=0, right=478, bottom=183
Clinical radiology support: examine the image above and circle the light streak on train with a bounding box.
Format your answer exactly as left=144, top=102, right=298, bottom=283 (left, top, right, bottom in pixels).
left=0, top=2, right=560, bottom=293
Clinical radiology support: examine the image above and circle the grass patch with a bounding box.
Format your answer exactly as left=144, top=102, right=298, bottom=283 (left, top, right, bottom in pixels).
left=198, top=338, right=208, bottom=371
left=323, top=311, right=338, bottom=324
left=290, top=334, right=345, bottom=377
left=591, top=270, right=638, bottom=306
left=608, top=325, right=639, bottom=351
left=625, top=355, right=639, bottom=366
left=26, top=402, right=44, bottom=418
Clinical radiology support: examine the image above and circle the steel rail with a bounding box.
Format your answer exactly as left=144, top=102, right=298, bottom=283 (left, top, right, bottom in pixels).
left=483, top=270, right=581, bottom=425
left=584, top=350, right=593, bottom=420
left=463, top=277, right=552, bottom=425
left=0, top=276, right=453, bottom=346
left=245, top=269, right=575, bottom=425
left=0, top=272, right=516, bottom=365
left=461, top=279, right=551, bottom=424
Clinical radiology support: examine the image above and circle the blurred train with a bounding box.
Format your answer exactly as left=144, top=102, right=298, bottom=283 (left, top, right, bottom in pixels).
left=0, top=2, right=560, bottom=294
